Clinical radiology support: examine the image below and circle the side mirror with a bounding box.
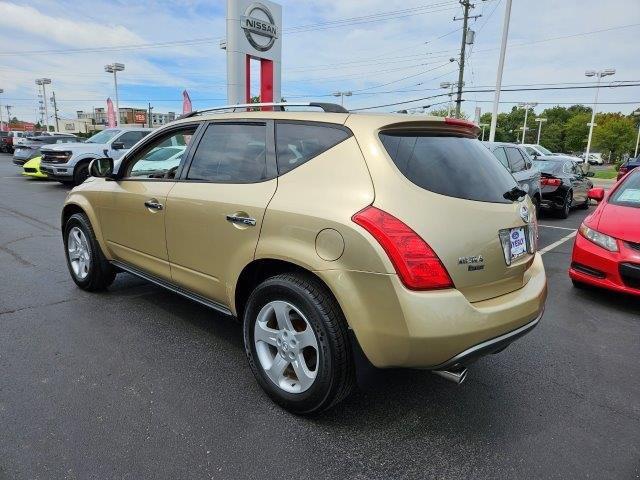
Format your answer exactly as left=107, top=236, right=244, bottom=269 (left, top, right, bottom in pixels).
left=89, top=157, right=114, bottom=178
left=111, top=141, right=125, bottom=150
left=587, top=187, right=605, bottom=202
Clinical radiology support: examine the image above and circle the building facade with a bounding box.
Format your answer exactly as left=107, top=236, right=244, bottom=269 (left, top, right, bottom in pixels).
left=77, top=108, right=175, bottom=128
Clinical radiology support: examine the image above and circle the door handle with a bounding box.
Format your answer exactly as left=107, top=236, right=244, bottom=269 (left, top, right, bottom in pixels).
left=226, top=214, right=256, bottom=226
left=144, top=200, right=164, bottom=210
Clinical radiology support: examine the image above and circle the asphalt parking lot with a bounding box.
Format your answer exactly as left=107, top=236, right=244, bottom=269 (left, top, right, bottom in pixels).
left=0, top=153, right=638, bottom=479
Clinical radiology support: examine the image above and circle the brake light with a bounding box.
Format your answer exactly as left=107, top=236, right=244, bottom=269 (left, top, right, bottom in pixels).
left=541, top=177, right=561, bottom=186
left=352, top=206, right=453, bottom=290
left=444, top=117, right=476, bottom=129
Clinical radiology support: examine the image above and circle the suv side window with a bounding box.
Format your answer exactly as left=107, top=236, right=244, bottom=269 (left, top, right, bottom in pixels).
left=506, top=147, right=526, bottom=173
left=125, top=127, right=197, bottom=179
left=275, top=122, right=351, bottom=175
left=492, top=147, right=509, bottom=170
left=117, top=131, right=150, bottom=149
left=186, top=123, right=267, bottom=183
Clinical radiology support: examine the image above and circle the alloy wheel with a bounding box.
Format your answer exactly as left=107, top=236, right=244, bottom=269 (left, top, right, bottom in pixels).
left=254, top=300, right=319, bottom=394
left=67, top=226, right=91, bottom=280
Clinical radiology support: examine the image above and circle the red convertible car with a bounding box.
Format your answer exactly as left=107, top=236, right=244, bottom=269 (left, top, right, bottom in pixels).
left=569, top=169, right=640, bottom=296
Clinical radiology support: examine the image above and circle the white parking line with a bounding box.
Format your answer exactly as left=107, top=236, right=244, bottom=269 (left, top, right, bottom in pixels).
left=538, top=224, right=577, bottom=231
left=539, top=231, right=577, bottom=255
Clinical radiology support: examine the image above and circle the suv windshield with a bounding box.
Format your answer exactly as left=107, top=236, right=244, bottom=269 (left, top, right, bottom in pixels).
left=85, top=129, right=121, bottom=144
left=379, top=132, right=518, bottom=203
left=609, top=171, right=640, bottom=208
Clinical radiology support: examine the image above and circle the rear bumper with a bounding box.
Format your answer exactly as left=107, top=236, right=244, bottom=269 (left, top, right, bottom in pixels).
left=569, top=233, right=640, bottom=296
left=319, top=253, right=547, bottom=369
left=40, top=163, right=73, bottom=181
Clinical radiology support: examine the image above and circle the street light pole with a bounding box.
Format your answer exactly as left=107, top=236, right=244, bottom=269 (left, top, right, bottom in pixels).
left=489, top=0, right=512, bottom=142
left=584, top=68, right=615, bottom=161
left=479, top=123, right=489, bottom=141
left=35, top=78, right=52, bottom=132
left=105, top=63, right=125, bottom=126
left=633, top=109, right=640, bottom=157
left=535, top=117, right=547, bottom=144
left=518, top=102, right=537, bottom=144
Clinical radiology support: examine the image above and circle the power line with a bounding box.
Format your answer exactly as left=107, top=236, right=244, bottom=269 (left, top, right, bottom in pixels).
left=0, top=1, right=464, bottom=57
left=352, top=83, right=640, bottom=111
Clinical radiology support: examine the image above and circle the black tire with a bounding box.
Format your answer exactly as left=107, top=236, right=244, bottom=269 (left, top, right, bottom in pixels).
left=557, top=190, right=572, bottom=219
left=63, top=213, right=116, bottom=291
left=243, top=273, right=355, bottom=414
left=73, top=161, right=90, bottom=186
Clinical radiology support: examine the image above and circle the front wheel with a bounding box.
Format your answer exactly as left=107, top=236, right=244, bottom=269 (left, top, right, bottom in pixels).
left=73, top=162, right=90, bottom=186
left=243, top=273, right=355, bottom=414
left=63, top=213, right=116, bottom=291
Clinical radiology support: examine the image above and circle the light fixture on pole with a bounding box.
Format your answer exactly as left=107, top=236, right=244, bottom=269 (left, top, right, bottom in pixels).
left=535, top=117, right=547, bottom=144
left=332, top=91, right=352, bottom=107
left=633, top=108, right=640, bottom=158
left=584, top=68, right=615, bottom=161
left=517, top=102, right=537, bottom=144
left=35, top=78, right=52, bottom=132
left=440, top=81, right=463, bottom=117
left=105, top=63, right=125, bottom=125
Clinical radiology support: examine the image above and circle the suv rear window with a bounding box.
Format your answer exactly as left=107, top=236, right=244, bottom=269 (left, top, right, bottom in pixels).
left=379, top=132, right=518, bottom=203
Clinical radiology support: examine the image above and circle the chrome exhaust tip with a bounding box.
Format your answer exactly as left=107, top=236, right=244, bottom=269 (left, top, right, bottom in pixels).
left=432, top=367, right=468, bottom=385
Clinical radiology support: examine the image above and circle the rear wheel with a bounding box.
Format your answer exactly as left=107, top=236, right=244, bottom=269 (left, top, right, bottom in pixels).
left=63, top=213, right=116, bottom=291
left=557, top=191, right=572, bottom=219
left=243, top=273, right=355, bottom=414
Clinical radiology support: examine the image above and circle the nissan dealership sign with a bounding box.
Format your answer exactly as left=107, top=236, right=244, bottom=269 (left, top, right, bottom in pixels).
left=226, top=0, right=282, bottom=104
left=241, top=3, right=278, bottom=52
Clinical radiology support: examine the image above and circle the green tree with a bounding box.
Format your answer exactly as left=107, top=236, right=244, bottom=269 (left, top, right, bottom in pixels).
left=592, top=114, right=636, bottom=160
left=563, top=113, right=590, bottom=153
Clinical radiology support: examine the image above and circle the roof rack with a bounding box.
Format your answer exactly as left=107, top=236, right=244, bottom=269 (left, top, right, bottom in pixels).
left=179, top=101, right=349, bottom=119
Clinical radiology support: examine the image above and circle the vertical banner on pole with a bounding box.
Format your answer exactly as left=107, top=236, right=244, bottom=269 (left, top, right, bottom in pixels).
left=106, top=98, right=116, bottom=128
left=226, top=0, right=282, bottom=106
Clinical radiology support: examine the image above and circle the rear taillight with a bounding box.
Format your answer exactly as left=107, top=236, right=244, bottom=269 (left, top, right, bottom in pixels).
left=352, top=206, right=453, bottom=290
left=541, top=177, right=561, bottom=186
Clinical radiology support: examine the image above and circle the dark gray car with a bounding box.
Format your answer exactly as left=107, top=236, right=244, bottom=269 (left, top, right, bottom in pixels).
left=483, top=142, right=542, bottom=213
left=12, top=135, right=80, bottom=165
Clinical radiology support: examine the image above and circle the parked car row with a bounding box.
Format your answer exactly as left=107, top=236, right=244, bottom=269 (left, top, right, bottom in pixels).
left=483, top=141, right=594, bottom=219
left=11, top=127, right=152, bottom=185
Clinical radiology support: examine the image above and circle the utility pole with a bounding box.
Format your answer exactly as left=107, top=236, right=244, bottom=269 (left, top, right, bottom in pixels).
left=51, top=92, right=60, bottom=132
left=453, top=1, right=480, bottom=118
left=6, top=105, right=12, bottom=125
left=148, top=102, right=153, bottom=128
left=535, top=117, right=547, bottom=144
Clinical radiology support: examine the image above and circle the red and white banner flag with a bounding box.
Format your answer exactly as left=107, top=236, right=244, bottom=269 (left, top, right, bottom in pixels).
left=182, top=90, right=192, bottom=115
left=106, top=97, right=116, bottom=127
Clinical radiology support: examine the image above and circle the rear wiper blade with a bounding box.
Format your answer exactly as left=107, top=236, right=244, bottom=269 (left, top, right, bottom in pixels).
left=503, top=186, right=527, bottom=201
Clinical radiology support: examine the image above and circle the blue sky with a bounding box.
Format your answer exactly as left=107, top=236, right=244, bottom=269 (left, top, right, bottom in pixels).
left=0, top=0, right=639, bottom=123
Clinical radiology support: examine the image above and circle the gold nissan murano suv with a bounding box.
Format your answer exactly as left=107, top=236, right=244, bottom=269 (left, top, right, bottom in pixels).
left=62, top=102, right=547, bottom=414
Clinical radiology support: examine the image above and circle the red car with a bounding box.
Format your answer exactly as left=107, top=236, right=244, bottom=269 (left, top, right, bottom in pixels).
left=569, top=169, right=640, bottom=295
